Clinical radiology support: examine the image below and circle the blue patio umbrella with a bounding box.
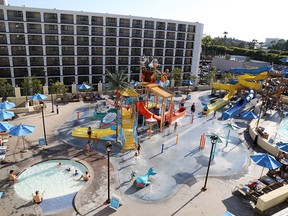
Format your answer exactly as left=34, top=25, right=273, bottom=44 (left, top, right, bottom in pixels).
left=0, top=110, right=15, bottom=121
left=279, top=58, right=288, bottom=63
left=30, top=93, right=48, bottom=101
left=250, top=153, right=281, bottom=176
left=224, top=211, right=235, bottom=216
left=8, top=124, right=35, bottom=151
left=77, top=83, right=91, bottom=90
left=276, top=142, right=288, bottom=153
left=0, top=101, right=16, bottom=110
left=0, top=122, right=14, bottom=132
left=240, top=111, right=259, bottom=120
left=182, top=80, right=194, bottom=86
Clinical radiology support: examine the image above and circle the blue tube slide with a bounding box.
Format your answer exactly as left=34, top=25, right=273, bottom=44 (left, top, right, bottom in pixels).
left=221, top=90, right=254, bottom=120
left=229, top=66, right=271, bottom=75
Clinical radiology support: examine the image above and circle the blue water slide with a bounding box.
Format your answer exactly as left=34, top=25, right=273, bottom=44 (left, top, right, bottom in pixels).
left=221, top=90, right=254, bottom=120
left=229, top=66, right=271, bottom=75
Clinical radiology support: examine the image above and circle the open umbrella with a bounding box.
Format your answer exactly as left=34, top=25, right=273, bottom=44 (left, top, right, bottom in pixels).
left=30, top=93, right=48, bottom=101
left=279, top=58, right=288, bottom=63
left=276, top=142, right=288, bottom=153
left=77, top=84, right=91, bottom=90
left=8, top=123, right=35, bottom=152
left=0, top=101, right=16, bottom=110
left=240, top=111, right=259, bottom=120
left=0, top=122, right=14, bottom=132
left=250, top=153, right=281, bottom=177
left=0, top=110, right=15, bottom=121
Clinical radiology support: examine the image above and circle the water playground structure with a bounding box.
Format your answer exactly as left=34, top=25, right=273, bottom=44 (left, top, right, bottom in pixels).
left=201, top=65, right=288, bottom=118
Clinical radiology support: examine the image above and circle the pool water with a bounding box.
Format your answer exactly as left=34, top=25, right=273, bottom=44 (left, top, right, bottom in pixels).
left=14, top=159, right=87, bottom=201
left=278, top=117, right=288, bottom=142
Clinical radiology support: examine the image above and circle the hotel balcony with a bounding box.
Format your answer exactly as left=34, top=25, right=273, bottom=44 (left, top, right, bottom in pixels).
left=7, top=10, right=23, bottom=21
left=9, top=23, right=24, bottom=33
left=62, top=47, right=74, bottom=55
left=92, top=27, right=103, bottom=36
left=45, top=25, right=58, bottom=34
left=29, top=46, right=43, bottom=55
left=91, top=16, right=103, bottom=26
left=13, top=57, right=27, bottom=66
left=26, top=11, right=41, bottom=22
left=10, top=35, right=25, bottom=44
left=28, top=35, right=42, bottom=45
left=11, top=46, right=26, bottom=55
left=106, top=17, right=117, bottom=27
left=92, top=47, right=102, bottom=55
left=30, top=57, right=44, bottom=66
left=45, top=36, right=59, bottom=45
left=76, top=15, right=89, bottom=25
left=27, top=24, right=42, bottom=34
left=61, top=36, right=74, bottom=45
left=44, top=13, right=58, bottom=23
left=60, top=14, right=74, bottom=24
left=91, top=37, right=103, bottom=46
left=119, top=19, right=130, bottom=28
left=0, top=34, right=7, bottom=44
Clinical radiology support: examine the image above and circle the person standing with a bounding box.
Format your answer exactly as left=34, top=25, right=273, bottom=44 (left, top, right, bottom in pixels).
left=87, top=127, right=92, bottom=139
left=191, top=103, right=196, bottom=114
left=180, top=98, right=185, bottom=108
left=137, top=144, right=141, bottom=156
left=213, top=110, right=217, bottom=118
left=174, top=122, right=178, bottom=132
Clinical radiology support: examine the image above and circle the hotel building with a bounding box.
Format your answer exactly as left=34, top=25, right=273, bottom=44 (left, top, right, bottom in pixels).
left=0, top=2, right=203, bottom=87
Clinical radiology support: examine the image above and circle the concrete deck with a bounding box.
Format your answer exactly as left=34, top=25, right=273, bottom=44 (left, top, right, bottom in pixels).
left=0, top=91, right=287, bottom=216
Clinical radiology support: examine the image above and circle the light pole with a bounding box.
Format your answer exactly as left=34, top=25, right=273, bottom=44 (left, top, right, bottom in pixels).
left=106, top=141, right=112, bottom=204
left=201, top=134, right=218, bottom=191
left=49, top=79, right=54, bottom=113
left=40, top=101, right=47, bottom=145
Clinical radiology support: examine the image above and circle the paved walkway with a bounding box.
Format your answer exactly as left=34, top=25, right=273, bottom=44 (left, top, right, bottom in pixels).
left=0, top=91, right=287, bottom=216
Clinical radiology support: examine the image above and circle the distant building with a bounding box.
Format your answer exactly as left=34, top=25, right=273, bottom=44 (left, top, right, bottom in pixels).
left=0, top=4, right=203, bottom=87
left=264, top=38, right=279, bottom=47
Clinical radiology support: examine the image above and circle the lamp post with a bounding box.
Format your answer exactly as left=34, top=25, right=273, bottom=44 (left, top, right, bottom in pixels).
left=49, top=79, right=54, bottom=113
left=201, top=134, right=218, bottom=191
left=40, top=101, right=47, bottom=145
left=105, top=141, right=112, bottom=204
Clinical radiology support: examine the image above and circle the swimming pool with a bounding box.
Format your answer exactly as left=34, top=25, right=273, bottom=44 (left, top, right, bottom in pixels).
left=277, top=117, right=288, bottom=142
left=14, top=159, right=87, bottom=201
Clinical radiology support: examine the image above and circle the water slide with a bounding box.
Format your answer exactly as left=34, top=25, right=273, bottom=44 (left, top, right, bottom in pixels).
left=72, top=127, right=115, bottom=139
left=121, top=107, right=136, bottom=150
left=221, top=90, right=254, bottom=120
left=229, top=66, right=271, bottom=75
left=207, top=83, right=241, bottom=114
left=208, top=72, right=268, bottom=115
left=136, top=101, right=162, bottom=121
left=220, top=72, right=268, bottom=119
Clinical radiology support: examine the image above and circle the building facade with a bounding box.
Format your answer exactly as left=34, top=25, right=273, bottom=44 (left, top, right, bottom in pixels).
left=0, top=4, right=203, bottom=87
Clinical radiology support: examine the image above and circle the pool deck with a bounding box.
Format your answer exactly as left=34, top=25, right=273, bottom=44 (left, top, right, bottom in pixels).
left=0, top=91, right=288, bottom=216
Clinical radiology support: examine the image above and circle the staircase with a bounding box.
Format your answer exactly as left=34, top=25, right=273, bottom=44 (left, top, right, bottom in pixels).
left=121, top=108, right=136, bottom=150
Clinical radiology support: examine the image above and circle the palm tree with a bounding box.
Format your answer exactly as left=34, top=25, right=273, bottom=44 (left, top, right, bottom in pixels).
left=223, top=31, right=228, bottom=46
left=106, top=69, right=129, bottom=144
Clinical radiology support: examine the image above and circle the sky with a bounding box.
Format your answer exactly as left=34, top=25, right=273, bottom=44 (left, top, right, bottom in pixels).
left=7, top=0, right=288, bottom=42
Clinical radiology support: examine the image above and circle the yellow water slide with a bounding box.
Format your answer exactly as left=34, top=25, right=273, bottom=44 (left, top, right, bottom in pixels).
left=207, top=72, right=268, bottom=113
left=121, top=107, right=136, bottom=150
left=72, top=127, right=115, bottom=139
left=208, top=83, right=241, bottom=113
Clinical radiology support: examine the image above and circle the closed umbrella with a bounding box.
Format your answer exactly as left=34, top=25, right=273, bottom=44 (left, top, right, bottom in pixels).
left=77, top=84, right=91, bottom=90
left=0, top=101, right=16, bottom=109
left=0, top=122, right=14, bottom=132
left=30, top=93, right=48, bottom=101
left=8, top=124, right=35, bottom=152
left=0, top=110, right=15, bottom=121
left=240, top=111, right=259, bottom=120
left=276, top=142, right=288, bottom=153
left=250, top=153, right=281, bottom=177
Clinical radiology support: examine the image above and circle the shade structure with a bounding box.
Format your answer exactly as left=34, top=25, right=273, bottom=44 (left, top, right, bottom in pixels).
left=8, top=123, right=35, bottom=136
left=30, top=93, right=48, bottom=101
left=0, top=101, right=16, bottom=109
left=240, top=111, right=259, bottom=120
left=0, top=122, right=14, bottom=132
left=0, top=110, right=15, bottom=120
left=8, top=123, right=35, bottom=152
left=276, top=142, right=288, bottom=153
left=77, top=84, right=91, bottom=90
left=250, top=153, right=282, bottom=176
